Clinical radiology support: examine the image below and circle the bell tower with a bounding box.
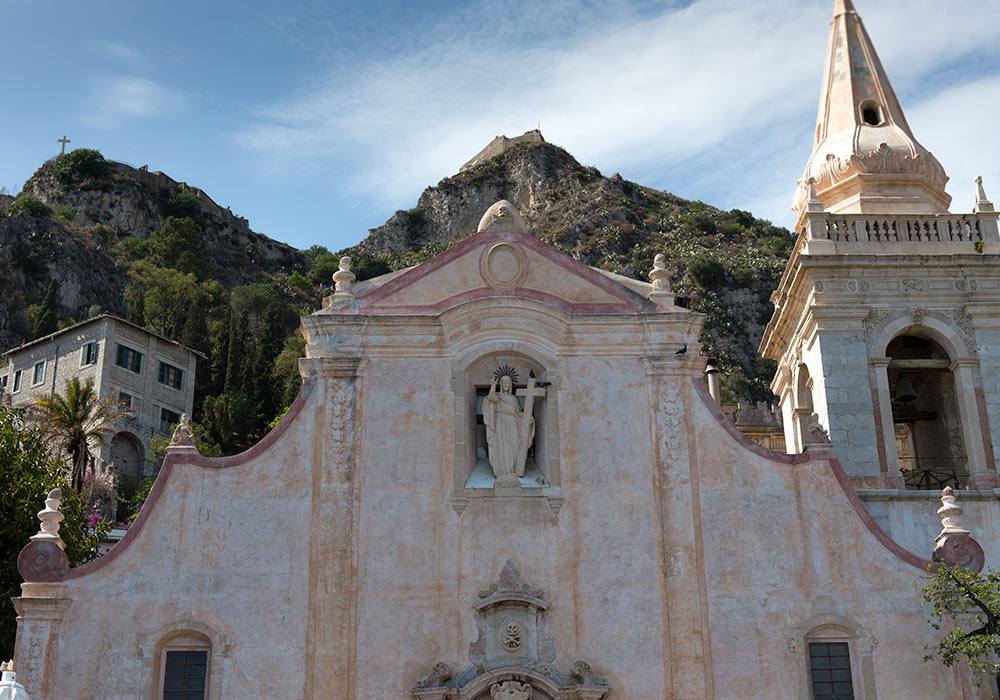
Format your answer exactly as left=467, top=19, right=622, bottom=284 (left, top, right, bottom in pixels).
left=761, top=0, right=1000, bottom=491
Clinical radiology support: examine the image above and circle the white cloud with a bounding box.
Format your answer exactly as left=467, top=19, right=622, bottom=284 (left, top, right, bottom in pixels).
left=90, top=40, right=143, bottom=65
left=83, top=76, right=185, bottom=127
left=237, top=0, right=1000, bottom=225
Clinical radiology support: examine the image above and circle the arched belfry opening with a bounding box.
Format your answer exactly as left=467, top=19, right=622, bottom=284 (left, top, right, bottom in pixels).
left=887, top=335, right=968, bottom=489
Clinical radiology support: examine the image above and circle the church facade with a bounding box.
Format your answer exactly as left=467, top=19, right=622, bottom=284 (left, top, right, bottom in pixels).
left=10, top=1, right=1000, bottom=699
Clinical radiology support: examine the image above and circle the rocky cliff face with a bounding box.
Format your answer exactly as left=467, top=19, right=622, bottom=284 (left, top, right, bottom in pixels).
left=361, top=134, right=793, bottom=401
left=1, top=158, right=307, bottom=350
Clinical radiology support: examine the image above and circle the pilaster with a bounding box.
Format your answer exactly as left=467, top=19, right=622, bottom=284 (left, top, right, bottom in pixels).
left=645, top=355, right=714, bottom=700
left=301, top=355, right=362, bottom=700
left=12, top=591, right=71, bottom=700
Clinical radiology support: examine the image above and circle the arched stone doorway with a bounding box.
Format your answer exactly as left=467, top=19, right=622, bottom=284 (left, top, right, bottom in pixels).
left=109, top=431, right=146, bottom=481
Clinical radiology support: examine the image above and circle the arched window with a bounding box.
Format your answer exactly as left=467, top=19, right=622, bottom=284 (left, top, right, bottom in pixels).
left=138, top=621, right=228, bottom=700
left=790, top=615, right=877, bottom=700
left=157, top=632, right=210, bottom=700
left=886, top=335, right=967, bottom=489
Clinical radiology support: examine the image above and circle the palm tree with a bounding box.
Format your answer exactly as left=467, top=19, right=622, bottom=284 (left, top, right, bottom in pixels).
left=27, top=377, right=131, bottom=493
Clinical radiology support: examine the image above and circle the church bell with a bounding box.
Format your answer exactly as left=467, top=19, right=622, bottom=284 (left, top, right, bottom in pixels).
left=895, top=374, right=918, bottom=404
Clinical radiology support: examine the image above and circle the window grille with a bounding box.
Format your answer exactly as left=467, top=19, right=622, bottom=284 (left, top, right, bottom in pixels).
left=808, top=642, right=855, bottom=700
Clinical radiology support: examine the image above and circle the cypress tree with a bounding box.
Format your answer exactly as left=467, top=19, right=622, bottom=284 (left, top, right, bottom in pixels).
left=32, top=279, right=60, bottom=339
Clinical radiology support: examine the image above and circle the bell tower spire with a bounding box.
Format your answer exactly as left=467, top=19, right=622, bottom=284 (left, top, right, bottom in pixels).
left=793, top=0, right=951, bottom=226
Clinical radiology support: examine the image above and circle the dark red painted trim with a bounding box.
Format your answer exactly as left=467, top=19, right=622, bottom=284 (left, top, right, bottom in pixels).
left=354, top=229, right=652, bottom=314
left=43, top=378, right=316, bottom=582
left=692, top=377, right=933, bottom=571
left=692, top=378, right=803, bottom=465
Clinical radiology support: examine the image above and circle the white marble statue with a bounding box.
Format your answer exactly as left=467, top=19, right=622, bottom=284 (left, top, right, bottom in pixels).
left=484, top=371, right=545, bottom=485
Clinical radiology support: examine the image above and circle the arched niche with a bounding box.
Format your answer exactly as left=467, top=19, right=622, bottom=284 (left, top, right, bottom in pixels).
left=110, top=431, right=146, bottom=481
left=449, top=342, right=562, bottom=514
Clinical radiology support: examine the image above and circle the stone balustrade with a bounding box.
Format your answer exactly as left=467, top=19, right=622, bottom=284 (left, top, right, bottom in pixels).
left=811, top=213, right=983, bottom=244
left=801, top=211, right=1000, bottom=255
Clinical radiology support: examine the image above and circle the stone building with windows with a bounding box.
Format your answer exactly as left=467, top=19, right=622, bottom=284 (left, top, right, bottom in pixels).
left=8, top=1, right=1000, bottom=699
left=0, top=313, right=202, bottom=480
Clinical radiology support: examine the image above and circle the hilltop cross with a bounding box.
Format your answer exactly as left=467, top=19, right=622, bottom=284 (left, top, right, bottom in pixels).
left=57, top=136, right=70, bottom=156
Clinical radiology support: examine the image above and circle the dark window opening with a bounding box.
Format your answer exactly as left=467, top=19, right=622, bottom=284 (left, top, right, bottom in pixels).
left=162, top=649, right=207, bottom=700
left=862, top=105, right=881, bottom=126
left=158, top=362, right=184, bottom=390
left=116, top=343, right=143, bottom=373
left=888, top=335, right=967, bottom=490
left=808, top=642, right=854, bottom=699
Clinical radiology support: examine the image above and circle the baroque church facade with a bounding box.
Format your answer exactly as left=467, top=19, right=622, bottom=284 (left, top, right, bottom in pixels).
left=10, top=1, right=1000, bottom=698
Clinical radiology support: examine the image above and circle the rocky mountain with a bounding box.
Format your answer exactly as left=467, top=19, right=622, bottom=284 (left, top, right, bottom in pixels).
left=3, top=135, right=794, bottom=402
left=358, top=132, right=794, bottom=401
left=1, top=152, right=306, bottom=349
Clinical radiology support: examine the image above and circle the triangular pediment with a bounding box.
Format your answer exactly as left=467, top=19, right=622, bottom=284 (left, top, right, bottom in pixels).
left=349, top=230, right=654, bottom=315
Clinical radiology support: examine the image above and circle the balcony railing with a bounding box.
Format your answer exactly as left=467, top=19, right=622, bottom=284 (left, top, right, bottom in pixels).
left=808, top=213, right=986, bottom=245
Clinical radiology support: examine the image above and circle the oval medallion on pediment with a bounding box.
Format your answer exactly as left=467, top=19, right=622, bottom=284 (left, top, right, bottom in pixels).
left=481, top=242, right=527, bottom=291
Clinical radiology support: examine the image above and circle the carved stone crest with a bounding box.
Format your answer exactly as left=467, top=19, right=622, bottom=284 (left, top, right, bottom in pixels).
left=490, top=680, right=532, bottom=700
left=412, top=561, right=610, bottom=699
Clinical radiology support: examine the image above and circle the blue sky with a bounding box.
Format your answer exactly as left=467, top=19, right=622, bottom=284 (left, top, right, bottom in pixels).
left=2, top=0, right=999, bottom=252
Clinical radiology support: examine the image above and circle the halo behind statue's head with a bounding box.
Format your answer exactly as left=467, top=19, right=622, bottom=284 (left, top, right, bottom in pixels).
left=493, top=365, right=519, bottom=385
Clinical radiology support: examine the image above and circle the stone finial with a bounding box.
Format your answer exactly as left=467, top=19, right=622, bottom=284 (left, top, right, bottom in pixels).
left=0, top=660, right=32, bottom=700
left=477, top=200, right=528, bottom=233
left=30, top=489, right=65, bottom=551
left=333, top=256, right=357, bottom=295
left=805, top=178, right=824, bottom=213
left=648, top=253, right=672, bottom=305
left=974, top=176, right=995, bottom=213
left=167, top=414, right=199, bottom=455
left=936, top=486, right=970, bottom=541
left=933, top=487, right=986, bottom=572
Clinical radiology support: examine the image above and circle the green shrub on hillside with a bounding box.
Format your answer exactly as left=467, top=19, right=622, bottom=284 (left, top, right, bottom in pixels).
left=161, top=187, right=202, bottom=221
left=52, top=148, right=108, bottom=186
left=688, top=256, right=726, bottom=287
left=6, top=195, right=52, bottom=218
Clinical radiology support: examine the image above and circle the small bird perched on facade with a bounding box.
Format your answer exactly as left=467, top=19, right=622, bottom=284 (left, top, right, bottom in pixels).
left=529, top=369, right=551, bottom=387
left=675, top=344, right=687, bottom=355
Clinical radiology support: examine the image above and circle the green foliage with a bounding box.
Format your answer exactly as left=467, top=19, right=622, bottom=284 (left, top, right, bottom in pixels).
left=146, top=216, right=206, bottom=277
left=27, top=377, right=131, bottom=493
left=115, top=476, right=155, bottom=523
left=0, top=407, right=108, bottom=658
left=923, top=563, right=1000, bottom=690
left=286, top=270, right=312, bottom=289
left=124, top=260, right=223, bottom=340
left=309, top=251, right=340, bottom=286
left=161, top=187, right=202, bottom=221
left=6, top=195, right=53, bottom=218
left=89, top=223, right=117, bottom=247
left=688, top=257, right=726, bottom=288
left=32, top=279, right=60, bottom=339
left=272, top=332, right=306, bottom=413
left=51, top=148, right=108, bottom=186
left=52, top=204, right=76, bottom=223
